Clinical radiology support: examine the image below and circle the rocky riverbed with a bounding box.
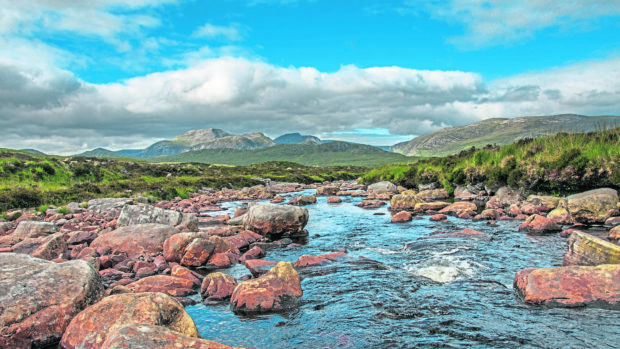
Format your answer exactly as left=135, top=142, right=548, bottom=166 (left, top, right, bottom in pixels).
left=1, top=180, right=619, bottom=348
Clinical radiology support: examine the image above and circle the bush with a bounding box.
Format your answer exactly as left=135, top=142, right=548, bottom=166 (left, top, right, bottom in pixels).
left=57, top=207, right=70, bottom=215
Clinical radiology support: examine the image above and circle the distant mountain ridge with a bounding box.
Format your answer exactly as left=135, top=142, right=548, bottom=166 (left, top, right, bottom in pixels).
left=392, top=114, right=620, bottom=156
left=274, top=133, right=322, bottom=145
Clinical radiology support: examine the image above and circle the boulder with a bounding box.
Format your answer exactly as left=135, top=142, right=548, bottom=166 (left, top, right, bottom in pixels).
left=180, top=238, right=216, bottom=267
left=316, top=185, right=339, bottom=196
left=518, top=215, right=561, bottom=235
left=609, top=226, right=620, bottom=240
left=546, top=207, right=574, bottom=225
left=415, top=201, right=450, bottom=212
left=201, top=272, right=238, bottom=300
left=526, top=195, right=561, bottom=209
left=126, top=275, right=196, bottom=297
left=30, top=232, right=68, bottom=260
left=416, top=189, right=449, bottom=202
left=427, top=228, right=487, bottom=239
left=240, top=246, right=266, bottom=262
left=563, top=231, right=620, bottom=266
left=100, top=323, right=236, bottom=349
left=514, top=264, right=620, bottom=309
left=429, top=214, right=447, bottom=222
left=389, top=194, right=420, bottom=211
left=163, top=232, right=209, bottom=263
left=391, top=211, right=413, bottom=223
left=0, top=253, right=103, bottom=348
left=88, top=198, right=133, bottom=213
left=486, top=186, right=522, bottom=210
left=292, top=250, right=346, bottom=268
left=439, top=202, right=478, bottom=215
left=171, top=265, right=203, bottom=288
left=230, top=261, right=303, bottom=314
left=327, top=196, right=342, bottom=204
left=356, top=200, right=386, bottom=209
left=367, top=181, right=398, bottom=195
left=117, top=204, right=199, bottom=231
left=91, top=223, right=180, bottom=259
left=288, top=195, right=317, bottom=206
left=0, top=220, right=57, bottom=246
left=60, top=292, right=199, bottom=348
left=244, top=259, right=277, bottom=277
left=567, top=188, right=619, bottom=224
left=243, top=204, right=309, bottom=238
left=605, top=217, right=620, bottom=227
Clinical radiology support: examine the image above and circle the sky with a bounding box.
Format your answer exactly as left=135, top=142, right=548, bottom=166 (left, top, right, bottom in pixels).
left=0, top=0, right=619, bottom=154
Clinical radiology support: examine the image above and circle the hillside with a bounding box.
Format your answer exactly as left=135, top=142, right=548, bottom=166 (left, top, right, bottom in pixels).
left=274, top=133, right=322, bottom=145
left=392, top=114, right=620, bottom=156
left=152, top=141, right=413, bottom=167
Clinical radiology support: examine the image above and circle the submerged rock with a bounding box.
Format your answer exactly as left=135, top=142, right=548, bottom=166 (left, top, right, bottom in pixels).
left=563, top=231, right=620, bottom=266
left=0, top=253, right=104, bottom=349
left=567, top=188, right=619, bottom=224
left=514, top=264, right=620, bottom=309
left=293, top=250, right=347, bottom=268
left=230, top=261, right=303, bottom=314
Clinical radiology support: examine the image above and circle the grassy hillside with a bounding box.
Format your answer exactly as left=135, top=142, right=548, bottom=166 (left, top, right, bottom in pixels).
left=0, top=149, right=364, bottom=212
left=365, top=128, right=620, bottom=195
left=393, top=114, right=620, bottom=156
left=153, top=141, right=414, bottom=167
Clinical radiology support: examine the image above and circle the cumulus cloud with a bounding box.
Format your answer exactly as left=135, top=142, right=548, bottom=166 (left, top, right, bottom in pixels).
left=1, top=55, right=619, bottom=154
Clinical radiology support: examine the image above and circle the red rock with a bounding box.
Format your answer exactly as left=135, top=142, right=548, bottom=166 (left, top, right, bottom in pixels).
left=0, top=220, right=57, bottom=246
left=316, top=186, right=340, bottom=196
left=153, top=255, right=168, bottom=270
left=515, top=214, right=529, bottom=220
left=206, top=252, right=236, bottom=269
left=244, top=259, right=277, bottom=277
left=560, top=228, right=584, bottom=238
left=0, top=254, right=103, bottom=349
left=356, top=200, right=386, bottom=209
left=201, top=272, right=238, bottom=300
left=76, top=247, right=98, bottom=259
left=457, top=210, right=475, bottom=219
left=518, top=215, right=561, bottom=235
left=66, top=230, right=98, bottom=245
left=60, top=292, right=200, bottom=349
left=135, top=266, right=157, bottom=278
left=610, top=226, right=620, bottom=240
left=29, top=232, right=68, bottom=261
left=171, top=264, right=203, bottom=288
left=416, top=189, right=449, bottom=202
left=514, top=264, right=620, bottom=309
left=126, top=275, right=196, bottom=297
left=327, top=196, right=342, bottom=204
left=288, top=195, right=317, bottom=206
left=293, top=250, right=346, bottom=268
left=198, top=215, right=230, bottom=225
left=163, top=232, right=208, bottom=262
left=429, top=214, right=447, bottom=222
left=99, top=268, right=125, bottom=281
left=606, top=217, right=620, bottom=227
left=391, top=211, right=413, bottom=223
left=231, top=261, right=303, bottom=314
left=91, top=224, right=180, bottom=259
left=427, top=228, right=487, bottom=239
left=240, top=246, right=266, bottom=263
left=180, top=238, right=216, bottom=267
left=439, top=202, right=478, bottom=215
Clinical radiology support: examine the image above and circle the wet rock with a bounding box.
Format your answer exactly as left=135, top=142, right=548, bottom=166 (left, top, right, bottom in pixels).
left=518, top=215, right=561, bottom=235
left=126, top=275, right=196, bottom=297
left=367, top=181, right=398, bottom=195
left=0, top=253, right=103, bottom=348
left=514, top=264, right=620, bottom=309
left=270, top=195, right=285, bottom=203
left=206, top=252, right=238, bottom=269
left=389, top=194, right=420, bottom=211
left=316, top=185, right=340, bottom=196
left=171, top=265, right=203, bottom=288
left=226, top=230, right=265, bottom=251
left=356, top=200, right=386, bottom=209
left=439, top=202, right=478, bottom=215
left=243, top=203, right=309, bottom=238
left=117, top=204, right=199, bottom=231
left=60, top=292, right=200, bottom=348
left=391, top=211, right=413, bottom=223
left=288, top=195, right=317, bottom=206
left=547, top=207, right=574, bottom=225
left=563, top=231, right=620, bottom=266
left=231, top=261, right=303, bottom=314
left=605, top=217, right=620, bottom=227
left=560, top=228, right=584, bottom=238
left=427, top=228, right=487, bottom=239
left=240, top=246, right=266, bottom=263
left=567, top=188, right=619, bottom=224
left=416, top=189, right=449, bottom=202
left=327, top=196, right=342, bottom=204
left=293, top=250, right=346, bottom=268
left=415, top=201, right=450, bottom=212
left=100, top=323, right=237, bottom=349
left=201, top=272, right=238, bottom=300
left=429, top=214, right=447, bottom=222
left=180, top=238, right=216, bottom=267
left=244, top=259, right=277, bottom=277
left=91, top=223, right=180, bottom=259
left=163, top=232, right=209, bottom=263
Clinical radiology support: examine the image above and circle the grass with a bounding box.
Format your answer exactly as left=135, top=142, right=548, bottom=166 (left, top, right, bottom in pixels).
left=363, top=128, right=620, bottom=195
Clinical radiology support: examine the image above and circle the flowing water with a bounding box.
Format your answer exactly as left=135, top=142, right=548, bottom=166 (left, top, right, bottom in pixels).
left=186, top=190, right=620, bottom=348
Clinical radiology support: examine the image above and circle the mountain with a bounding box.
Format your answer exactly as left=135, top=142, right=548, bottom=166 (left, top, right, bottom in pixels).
left=274, top=133, right=322, bottom=145
left=392, top=114, right=620, bottom=157
left=152, top=141, right=413, bottom=167
left=77, top=148, right=139, bottom=159
left=20, top=149, right=46, bottom=155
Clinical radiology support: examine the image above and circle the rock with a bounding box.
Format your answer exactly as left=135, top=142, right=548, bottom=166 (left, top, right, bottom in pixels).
left=547, top=207, right=574, bottom=225
left=288, top=195, right=317, bottom=206
left=427, top=228, right=487, bottom=239
left=100, top=323, right=237, bottom=349
left=117, top=204, right=199, bottom=231
left=514, top=264, right=620, bottom=309
left=243, top=204, right=309, bottom=238
left=180, top=238, right=216, bottom=267
left=389, top=194, right=420, bottom=211
left=240, top=246, right=266, bottom=262
left=327, top=196, right=342, bottom=204
left=270, top=195, right=285, bottom=203
left=563, top=231, right=620, bottom=266
left=60, top=292, right=200, bottom=348
left=416, top=189, right=449, bottom=202
left=206, top=252, right=238, bottom=269
left=163, top=232, right=209, bottom=263
left=486, top=186, right=522, bottom=210
left=415, top=201, right=450, bottom=211
left=244, top=259, right=277, bottom=277
left=454, top=186, right=479, bottom=201
left=439, top=201, right=478, bottom=215
left=567, top=188, right=619, bottom=224
left=560, top=228, right=584, bottom=238
left=292, top=250, right=346, bottom=268
left=316, top=185, right=339, bottom=196
left=606, top=217, right=620, bottom=227
left=91, top=223, right=180, bottom=259
left=391, top=211, right=413, bottom=223
left=0, top=220, right=57, bottom=246
left=88, top=198, right=133, bottom=213
left=66, top=230, right=98, bottom=245
left=126, top=275, right=196, bottom=297
left=526, top=195, right=561, bottom=209
left=0, top=253, right=103, bottom=348
left=367, top=181, right=398, bottom=195
left=356, top=200, right=386, bottom=209
left=230, top=261, right=303, bottom=314
left=429, top=214, right=447, bottom=222
left=201, top=272, right=238, bottom=300
left=30, top=232, right=68, bottom=260
left=171, top=265, right=203, bottom=288
left=609, top=226, right=620, bottom=240
left=518, top=215, right=562, bottom=235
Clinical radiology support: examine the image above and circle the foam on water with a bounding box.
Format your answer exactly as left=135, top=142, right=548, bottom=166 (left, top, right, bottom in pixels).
left=405, top=256, right=477, bottom=283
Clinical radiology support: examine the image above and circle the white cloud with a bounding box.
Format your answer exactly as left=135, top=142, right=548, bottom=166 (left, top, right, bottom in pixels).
left=193, top=23, right=245, bottom=41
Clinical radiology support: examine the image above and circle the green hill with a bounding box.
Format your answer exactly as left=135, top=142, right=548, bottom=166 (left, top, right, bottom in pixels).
left=152, top=141, right=414, bottom=167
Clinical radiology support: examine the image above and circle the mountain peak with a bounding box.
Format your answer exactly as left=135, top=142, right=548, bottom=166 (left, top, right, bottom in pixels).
left=274, top=133, right=321, bottom=145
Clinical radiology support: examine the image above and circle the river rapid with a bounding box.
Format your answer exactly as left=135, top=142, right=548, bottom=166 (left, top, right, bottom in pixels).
left=186, top=189, right=620, bottom=348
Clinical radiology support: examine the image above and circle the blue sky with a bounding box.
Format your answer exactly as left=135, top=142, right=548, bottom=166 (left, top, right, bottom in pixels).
left=1, top=0, right=619, bottom=153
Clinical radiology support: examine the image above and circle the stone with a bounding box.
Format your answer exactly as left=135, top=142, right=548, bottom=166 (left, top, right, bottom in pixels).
left=230, top=262, right=303, bottom=314
left=415, top=201, right=450, bottom=211
left=29, top=232, right=68, bottom=260
left=0, top=253, right=103, bottom=348
left=567, top=188, right=619, bottom=224
left=243, top=204, right=309, bottom=238
left=367, top=181, right=398, bottom=195
left=66, top=230, right=98, bottom=245
left=316, top=185, right=339, bottom=196
left=163, top=232, right=209, bottom=263
left=416, top=189, right=449, bottom=202
left=327, top=196, right=342, bottom=204
left=292, top=250, right=346, bottom=268
left=429, top=214, right=447, bottom=222
left=180, top=238, right=216, bottom=267
left=60, top=292, right=199, bottom=348
left=126, top=275, right=196, bottom=297
left=88, top=198, right=133, bottom=213
left=288, top=195, right=317, bottom=206
left=0, top=220, right=57, bottom=246
left=547, top=207, right=574, bottom=225
left=240, top=246, right=266, bottom=262
left=427, top=228, right=487, bottom=239
left=514, top=264, right=620, bottom=309
left=356, top=200, right=386, bottom=209
left=605, top=217, right=620, bottom=227
left=486, top=186, right=522, bottom=210
left=439, top=202, right=478, bottom=215
left=201, top=272, right=238, bottom=300
left=609, top=226, right=620, bottom=240
left=206, top=252, right=237, bottom=269
left=391, top=211, right=413, bottom=223
left=171, top=265, right=203, bottom=288
left=563, top=231, right=620, bottom=266
left=91, top=223, right=180, bottom=259
left=117, top=204, right=198, bottom=231
left=244, top=259, right=277, bottom=277
left=518, top=215, right=562, bottom=235
left=389, top=194, right=420, bottom=211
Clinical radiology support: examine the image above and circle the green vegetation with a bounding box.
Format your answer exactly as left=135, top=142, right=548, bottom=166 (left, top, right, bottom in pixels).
left=0, top=149, right=365, bottom=213
left=364, top=128, right=620, bottom=195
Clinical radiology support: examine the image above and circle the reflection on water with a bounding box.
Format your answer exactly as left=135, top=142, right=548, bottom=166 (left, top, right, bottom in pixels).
left=187, top=190, right=620, bottom=348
